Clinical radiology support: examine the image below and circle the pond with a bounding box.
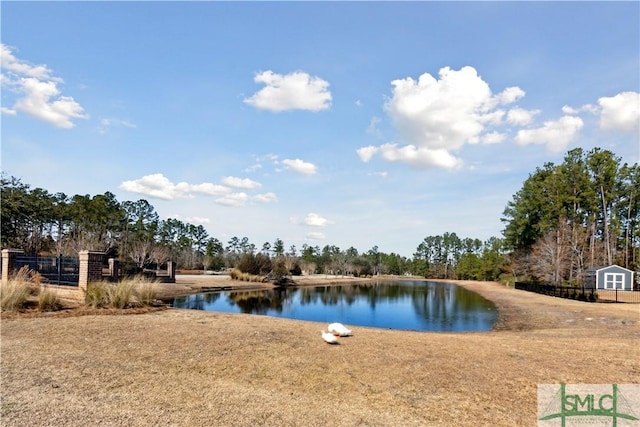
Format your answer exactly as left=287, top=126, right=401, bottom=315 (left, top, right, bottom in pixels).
left=172, top=280, right=497, bottom=332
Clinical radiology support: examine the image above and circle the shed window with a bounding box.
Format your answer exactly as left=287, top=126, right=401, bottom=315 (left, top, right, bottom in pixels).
left=604, top=273, right=624, bottom=289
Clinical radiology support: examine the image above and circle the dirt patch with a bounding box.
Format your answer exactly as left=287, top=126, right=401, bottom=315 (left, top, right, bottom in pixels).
left=1, top=279, right=639, bottom=426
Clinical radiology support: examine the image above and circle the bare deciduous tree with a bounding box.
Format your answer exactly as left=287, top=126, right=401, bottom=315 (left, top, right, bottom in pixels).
left=129, top=240, right=153, bottom=268
left=149, top=244, right=171, bottom=270
left=530, top=228, right=570, bottom=285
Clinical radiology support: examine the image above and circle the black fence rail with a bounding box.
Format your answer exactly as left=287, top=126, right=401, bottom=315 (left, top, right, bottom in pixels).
left=515, top=282, right=640, bottom=303
left=14, top=255, right=79, bottom=286
left=595, top=289, right=640, bottom=303
left=515, top=282, right=597, bottom=302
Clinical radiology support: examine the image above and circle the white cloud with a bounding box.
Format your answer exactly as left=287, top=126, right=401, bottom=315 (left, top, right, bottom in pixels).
left=507, top=107, right=540, bottom=126
left=188, top=182, right=232, bottom=196
left=480, top=131, right=506, bottom=144
left=119, top=173, right=230, bottom=200
left=120, top=174, right=178, bottom=200
left=0, top=43, right=88, bottom=128
left=288, top=216, right=300, bottom=225
left=244, top=164, right=262, bottom=173
left=98, top=118, right=137, bottom=135
left=262, top=153, right=280, bottom=162
left=378, top=143, right=462, bottom=169
left=222, top=176, right=262, bottom=189
left=515, top=116, right=584, bottom=152
left=384, top=66, right=491, bottom=150
left=246, top=154, right=279, bottom=173
left=243, top=70, right=332, bottom=112
left=598, top=91, right=640, bottom=133
left=185, top=216, right=211, bottom=224
left=368, top=171, right=388, bottom=178
left=169, top=214, right=211, bottom=225
left=0, top=44, right=54, bottom=80
left=479, top=109, right=505, bottom=126
left=281, top=158, right=317, bottom=175
left=360, top=66, right=525, bottom=169
left=366, top=116, right=383, bottom=138
left=215, top=192, right=249, bottom=207
left=493, top=86, right=526, bottom=105
left=306, top=232, right=325, bottom=240
left=1, top=106, right=16, bottom=115
left=562, top=104, right=598, bottom=115
left=304, top=213, right=330, bottom=227
left=562, top=105, right=579, bottom=115
left=13, top=78, right=88, bottom=129
left=253, top=192, right=278, bottom=203
left=356, top=145, right=379, bottom=162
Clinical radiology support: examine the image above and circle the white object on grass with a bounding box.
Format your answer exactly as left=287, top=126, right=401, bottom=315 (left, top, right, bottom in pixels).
left=328, top=323, right=352, bottom=337
left=321, top=330, right=339, bottom=344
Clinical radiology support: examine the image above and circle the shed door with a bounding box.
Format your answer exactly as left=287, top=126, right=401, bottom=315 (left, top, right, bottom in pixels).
left=604, top=273, right=624, bottom=289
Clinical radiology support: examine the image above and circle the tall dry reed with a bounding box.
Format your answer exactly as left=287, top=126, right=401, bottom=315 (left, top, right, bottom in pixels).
left=0, top=266, right=37, bottom=311
left=37, top=287, right=61, bottom=311
left=84, top=276, right=158, bottom=309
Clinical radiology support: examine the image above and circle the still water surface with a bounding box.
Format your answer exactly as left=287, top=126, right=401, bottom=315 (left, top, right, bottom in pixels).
left=172, top=280, right=497, bottom=332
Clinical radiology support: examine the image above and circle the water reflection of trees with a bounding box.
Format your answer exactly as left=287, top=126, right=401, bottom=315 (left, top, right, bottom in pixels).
left=232, top=281, right=494, bottom=316
left=226, top=288, right=299, bottom=314
left=296, top=282, right=411, bottom=309
left=410, top=284, right=495, bottom=327
left=173, top=281, right=496, bottom=327
left=173, top=292, right=221, bottom=310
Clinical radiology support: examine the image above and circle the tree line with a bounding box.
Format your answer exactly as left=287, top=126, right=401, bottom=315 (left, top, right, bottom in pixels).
left=0, top=173, right=507, bottom=280
left=2, top=146, right=637, bottom=283
left=502, top=147, right=639, bottom=285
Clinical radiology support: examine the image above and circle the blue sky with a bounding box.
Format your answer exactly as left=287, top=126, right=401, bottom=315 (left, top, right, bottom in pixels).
left=1, top=2, right=639, bottom=258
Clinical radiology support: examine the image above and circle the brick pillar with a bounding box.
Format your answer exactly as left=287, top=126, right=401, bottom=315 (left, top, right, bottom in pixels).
left=78, top=251, right=104, bottom=293
left=2, top=249, right=25, bottom=285
left=108, top=258, right=119, bottom=282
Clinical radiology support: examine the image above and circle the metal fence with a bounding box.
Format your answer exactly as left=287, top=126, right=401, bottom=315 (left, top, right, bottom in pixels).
left=596, top=289, right=640, bottom=303
left=515, top=282, right=640, bottom=303
left=14, top=255, right=80, bottom=286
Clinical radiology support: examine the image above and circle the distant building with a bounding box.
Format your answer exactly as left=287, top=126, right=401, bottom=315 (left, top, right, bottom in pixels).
left=583, top=265, right=634, bottom=291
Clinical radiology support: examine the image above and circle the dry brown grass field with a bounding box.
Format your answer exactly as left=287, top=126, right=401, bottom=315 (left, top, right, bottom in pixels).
left=1, top=277, right=639, bottom=426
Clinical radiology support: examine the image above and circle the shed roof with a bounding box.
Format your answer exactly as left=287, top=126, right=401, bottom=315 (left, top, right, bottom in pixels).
left=589, top=264, right=633, bottom=274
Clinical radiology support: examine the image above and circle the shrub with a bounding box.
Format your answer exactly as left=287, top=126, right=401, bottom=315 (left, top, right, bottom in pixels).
left=237, top=253, right=272, bottom=275
left=84, top=277, right=158, bottom=309
left=1, top=279, right=32, bottom=311
left=271, top=259, right=289, bottom=278
left=106, top=280, right=136, bottom=309
left=38, top=288, right=61, bottom=311
left=230, top=268, right=263, bottom=282
left=290, top=263, right=302, bottom=276
left=133, top=277, right=158, bottom=306
left=1, top=266, right=37, bottom=311
left=84, top=282, right=109, bottom=308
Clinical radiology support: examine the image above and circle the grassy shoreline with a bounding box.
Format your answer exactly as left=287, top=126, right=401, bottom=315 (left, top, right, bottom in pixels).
left=2, top=278, right=639, bottom=426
